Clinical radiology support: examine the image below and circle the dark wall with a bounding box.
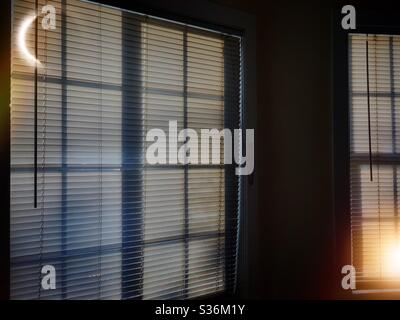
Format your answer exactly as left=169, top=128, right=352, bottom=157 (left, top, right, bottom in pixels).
left=255, top=0, right=335, bottom=299
left=256, top=0, right=335, bottom=299
left=213, top=0, right=336, bottom=299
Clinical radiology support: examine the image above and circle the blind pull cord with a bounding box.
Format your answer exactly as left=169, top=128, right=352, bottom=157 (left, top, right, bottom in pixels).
left=38, top=21, right=48, bottom=300
left=34, top=0, right=38, bottom=207
left=366, top=35, right=373, bottom=181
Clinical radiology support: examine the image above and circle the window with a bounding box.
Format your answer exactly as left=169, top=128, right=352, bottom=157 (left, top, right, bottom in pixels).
left=349, top=33, right=400, bottom=291
left=11, top=0, right=241, bottom=299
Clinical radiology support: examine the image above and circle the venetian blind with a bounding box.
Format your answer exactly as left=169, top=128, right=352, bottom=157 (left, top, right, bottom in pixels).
left=10, top=0, right=242, bottom=299
left=349, top=33, right=400, bottom=292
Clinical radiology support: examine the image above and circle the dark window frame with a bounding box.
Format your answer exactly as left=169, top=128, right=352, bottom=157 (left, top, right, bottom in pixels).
left=0, top=0, right=11, bottom=301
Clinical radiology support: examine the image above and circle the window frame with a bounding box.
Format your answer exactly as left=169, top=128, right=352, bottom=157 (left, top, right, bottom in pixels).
left=333, top=2, right=400, bottom=298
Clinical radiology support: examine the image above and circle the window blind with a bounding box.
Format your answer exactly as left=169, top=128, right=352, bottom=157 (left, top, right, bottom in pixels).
left=349, top=34, right=400, bottom=291
left=10, top=0, right=242, bottom=299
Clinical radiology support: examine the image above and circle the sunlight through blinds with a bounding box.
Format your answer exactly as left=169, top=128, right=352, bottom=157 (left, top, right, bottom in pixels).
left=10, top=0, right=242, bottom=299
left=349, top=34, right=400, bottom=291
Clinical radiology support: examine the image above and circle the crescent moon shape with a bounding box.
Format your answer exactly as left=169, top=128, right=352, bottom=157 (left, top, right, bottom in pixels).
left=18, top=14, right=42, bottom=67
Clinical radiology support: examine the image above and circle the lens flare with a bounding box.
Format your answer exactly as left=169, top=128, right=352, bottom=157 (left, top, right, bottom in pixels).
left=18, top=14, right=42, bottom=67
left=384, top=245, right=400, bottom=278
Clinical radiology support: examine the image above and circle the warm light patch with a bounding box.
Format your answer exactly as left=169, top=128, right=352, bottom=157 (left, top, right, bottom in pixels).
left=18, top=14, right=42, bottom=67
left=384, top=245, right=400, bottom=278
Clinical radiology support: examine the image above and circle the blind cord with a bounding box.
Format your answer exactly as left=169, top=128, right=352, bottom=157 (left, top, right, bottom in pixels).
left=372, top=35, right=383, bottom=279
left=366, top=35, right=373, bottom=182
left=97, top=6, right=103, bottom=299
left=34, top=0, right=38, bottom=207
left=217, top=33, right=224, bottom=292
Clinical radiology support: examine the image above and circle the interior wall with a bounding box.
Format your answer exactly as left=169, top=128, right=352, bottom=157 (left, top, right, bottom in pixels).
left=212, top=0, right=336, bottom=299
left=256, top=0, right=334, bottom=299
